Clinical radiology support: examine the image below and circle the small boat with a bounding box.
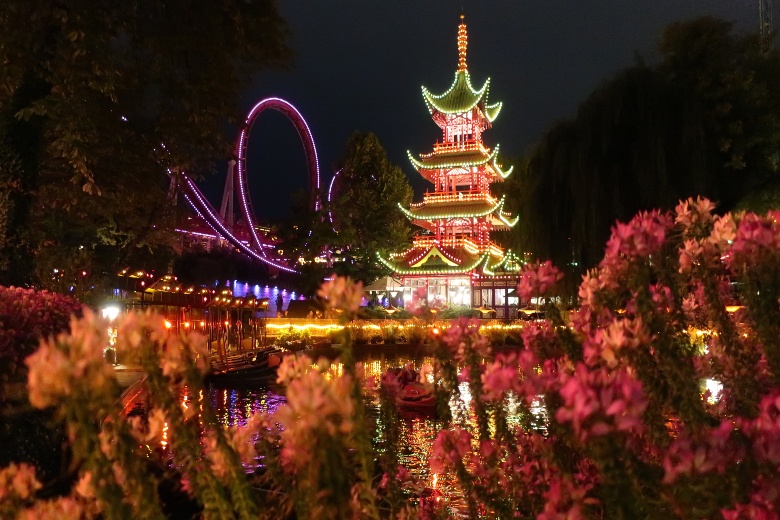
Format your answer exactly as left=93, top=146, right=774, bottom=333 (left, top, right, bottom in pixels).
left=399, top=382, right=436, bottom=412
left=386, top=366, right=437, bottom=413
left=207, top=347, right=284, bottom=386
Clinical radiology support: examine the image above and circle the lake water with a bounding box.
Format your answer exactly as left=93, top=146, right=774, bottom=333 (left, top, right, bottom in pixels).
left=207, top=347, right=532, bottom=510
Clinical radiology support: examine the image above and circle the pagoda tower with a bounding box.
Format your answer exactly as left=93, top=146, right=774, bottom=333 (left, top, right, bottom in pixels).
left=378, top=15, right=522, bottom=316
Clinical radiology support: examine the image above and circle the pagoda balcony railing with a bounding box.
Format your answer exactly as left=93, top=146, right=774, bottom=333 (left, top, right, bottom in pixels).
left=411, top=191, right=496, bottom=207
left=408, top=236, right=504, bottom=256
left=425, top=140, right=489, bottom=156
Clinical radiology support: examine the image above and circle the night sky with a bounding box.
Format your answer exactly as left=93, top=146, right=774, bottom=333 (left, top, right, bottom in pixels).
left=201, top=1, right=758, bottom=222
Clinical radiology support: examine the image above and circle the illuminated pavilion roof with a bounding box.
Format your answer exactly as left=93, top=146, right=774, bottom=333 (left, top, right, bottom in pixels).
left=421, top=15, right=502, bottom=122
left=377, top=244, right=489, bottom=276
left=398, top=195, right=518, bottom=232
left=407, top=145, right=514, bottom=182
left=408, top=146, right=497, bottom=171
left=379, top=15, right=520, bottom=282
left=422, top=72, right=502, bottom=122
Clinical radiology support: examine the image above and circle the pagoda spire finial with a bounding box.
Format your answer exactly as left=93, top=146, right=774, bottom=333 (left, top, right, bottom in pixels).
left=457, top=14, right=468, bottom=72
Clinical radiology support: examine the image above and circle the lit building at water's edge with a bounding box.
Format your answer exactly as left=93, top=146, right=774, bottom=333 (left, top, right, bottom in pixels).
left=378, top=15, right=523, bottom=318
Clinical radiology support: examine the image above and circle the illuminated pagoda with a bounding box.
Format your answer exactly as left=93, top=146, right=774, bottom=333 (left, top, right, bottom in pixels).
left=378, top=14, right=522, bottom=317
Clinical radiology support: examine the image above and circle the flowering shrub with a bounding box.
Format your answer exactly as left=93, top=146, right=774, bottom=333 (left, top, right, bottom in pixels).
left=5, top=203, right=780, bottom=519
left=9, top=309, right=256, bottom=520
left=0, top=286, right=82, bottom=377
left=420, top=198, right=780, bottom=518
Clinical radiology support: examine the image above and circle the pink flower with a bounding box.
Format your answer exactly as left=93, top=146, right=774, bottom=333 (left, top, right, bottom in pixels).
left=578, top=271, right=607, bottom=308
left=584, top=317, right=652, bottom=368
left=601, top=210, right=673, bottom=274
left=662, top=420, right=739, bottom=484
left=678, top=239, right=704, bottom=273
left=441, top=317, right=490, bottom=361
left=74, top=471, right=95, bottom=499
left=318, top=276, right=364, bottom=313
left=274, top=354, right=355, bottom=474
left=708, top=213, right=737, bottom=250
left=675, top=196, right=715, bottom=232
left=517, top=260, right=564, bottom=300
left=538, top=474, right=594, bottom=520
left=729, top=212, right=780, bottom=268
left=26, top=308, right=115, bottom=409
left=16, top=497, right=85, bottom=519
left=615, top=210, right=672, bottom=256
left=721, top=475, right=780, bottom=520
left=204, top=435, right=231, bottom=478
left=650, top=283, right=674, bottom=311
left=520, top=320, right=559, bottom=359
left=556, top=364, right=648, bottom=442
left=481, top=354, right=519, bottom=401
left=430, top=427, right=472, bottom=473
left=0, top=462, right=41, bottom=502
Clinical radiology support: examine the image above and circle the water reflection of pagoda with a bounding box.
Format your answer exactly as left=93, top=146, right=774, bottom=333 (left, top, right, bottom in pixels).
left=378, top=15, right=522, bottom=318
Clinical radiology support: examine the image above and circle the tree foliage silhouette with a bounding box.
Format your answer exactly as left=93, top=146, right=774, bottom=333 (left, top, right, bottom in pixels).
left=506, top=17, right=780, bottom=295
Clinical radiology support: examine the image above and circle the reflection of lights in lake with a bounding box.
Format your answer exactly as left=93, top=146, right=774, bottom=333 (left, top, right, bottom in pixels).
left=208, top=349, right=524, bottom=506
left=458, top=382, right=472, bottom=405
left=704, top=378, right=723, bottom=404
left=161, top=422, right=169, bottom=448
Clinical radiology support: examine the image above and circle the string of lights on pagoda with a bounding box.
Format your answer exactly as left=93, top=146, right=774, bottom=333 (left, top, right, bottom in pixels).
left=378, top=15, right=523, bottom=311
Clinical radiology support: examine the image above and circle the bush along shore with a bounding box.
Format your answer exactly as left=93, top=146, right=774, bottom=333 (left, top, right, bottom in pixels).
left=2, top=197, right=780, bottom=518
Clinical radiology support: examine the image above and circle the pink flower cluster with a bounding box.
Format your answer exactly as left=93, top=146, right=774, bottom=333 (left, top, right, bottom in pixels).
left=114, top=310, right=210, bottom=378
left=729, top=211, right=780, bottom=267
left=0, top=285, right=82, bottom=367
left=662, top=421, right=737, bottom=484
left=538, top=474, right=594, bottom=520
left=556, top=364, right=648, bottom=442
left=441, top=317, right=490, bottom=362
left=520, top=319, right=560, bottom=359
left=583, top=316, right=652, bottom=368
left=26, top=308, right=115, bottom=409
left=603, top=210, right=673, bottom=265
left=274, top=354, right=355, bottom=472
left=517, top=260, right=564, bottom=301
left=317, top=276, right=364, bottom=313
left=481, top=353, right=520, bottom=402
left=0, top=462, right=41, bottom=503
left=675, top=196, right=716, bottom=234
left=429, top=427, right=472, bottom=474
left=663, top=391, right=780, bottom=515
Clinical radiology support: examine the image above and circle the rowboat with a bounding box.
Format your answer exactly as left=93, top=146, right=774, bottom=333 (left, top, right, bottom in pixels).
left=399, top=382, right=436, bottom=412
left=207, top=348, right=284, bottom=386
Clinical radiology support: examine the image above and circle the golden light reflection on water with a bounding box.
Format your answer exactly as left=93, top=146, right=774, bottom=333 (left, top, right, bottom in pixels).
left=207, top=350, right=536, bottom=506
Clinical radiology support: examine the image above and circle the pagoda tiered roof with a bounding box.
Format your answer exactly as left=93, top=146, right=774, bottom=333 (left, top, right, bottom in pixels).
left=408, top=143, right=514, bottom=182
left=422, top=72, right=502, bottom=122
left=483, top=250, right=524, bottom=276
left=379, top=14, right=521, bottom=283
left=377, top=237, right=520, bottom=276
left=396, top=193, right=518, bottom=231
left=377, top=239, right=492, bottom=276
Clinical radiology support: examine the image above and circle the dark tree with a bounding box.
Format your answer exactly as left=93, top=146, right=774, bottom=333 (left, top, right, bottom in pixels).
left=278, top=132, right=414, bottom=292
left=328, top=132, right=414, bottom=283
left=506, top=17, right=780, bottom=294
left=0, top=0, right=290, bottom=298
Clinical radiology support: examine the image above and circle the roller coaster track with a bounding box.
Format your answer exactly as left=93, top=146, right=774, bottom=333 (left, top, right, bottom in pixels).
left=176, top=98, right=321, bottom=273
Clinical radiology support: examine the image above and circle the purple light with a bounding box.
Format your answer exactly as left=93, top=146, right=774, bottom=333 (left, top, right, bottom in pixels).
left=327, top=168, right=343, bottom=227
left=171, top=97, right=325, bottom=274
left=180, top=184, right=297, bottom=273
left=235, top=97, right=321, bottom=258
